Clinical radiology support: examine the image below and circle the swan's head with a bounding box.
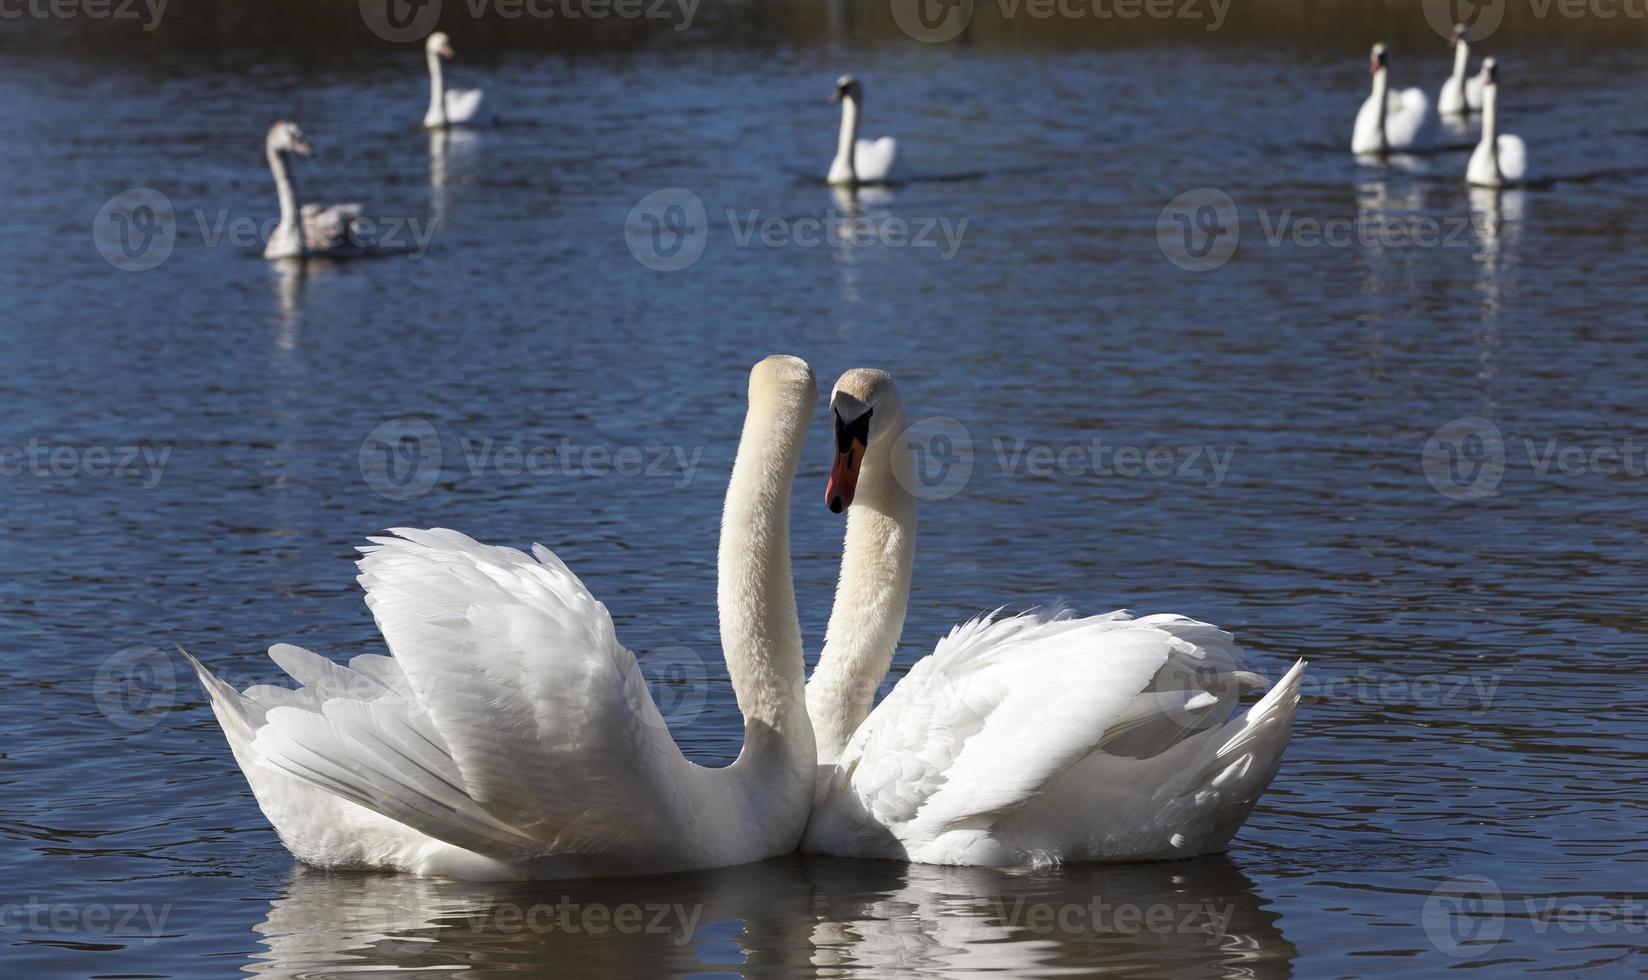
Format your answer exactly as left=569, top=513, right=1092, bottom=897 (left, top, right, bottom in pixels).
left=831, top=75, right=863, bottom=105
left=748, top=354, right=819, bottom=426
left=826, top=368, right=901, bottom=514
left=1369, top=43, right=1389, bottom=76
left=1481, top=56, right=1498, bottom=87
left=1450, top=24, right=1472, bottom=45
left=267, top=121, right=312, bottom=157
left=427, top=31, right=455, bottom=59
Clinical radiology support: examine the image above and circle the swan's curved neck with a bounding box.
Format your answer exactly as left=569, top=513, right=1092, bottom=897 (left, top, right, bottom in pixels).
left=1372, top=68, right=1390, bottom=152
left=269, top=147, right=298, bottom=229
left=427, top=51, right=446, bottom=126
left=1480, top=82, right=1501, bottom=181
left=1450, top=41, right=1470, bottom=86
left=807, top=408, right=917, bottom=765
left=833, top=95, right=860, bottom=184
left=718, top=379, right=815, bottom=780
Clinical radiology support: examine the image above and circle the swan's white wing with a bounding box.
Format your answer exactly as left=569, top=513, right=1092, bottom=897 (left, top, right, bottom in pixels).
left=854, top=136, right=906, bottom=184
left=251, top=527, right=692, bottom=860
left=1496, top=134, right=1528, bottom=183
left=829, top=612, right=1195, bottom=833
left=1385, top=86, right=1434, bottom=150
left=444, top=88, right=485, bottom=125
left=300, top=203, right=363, bottom=251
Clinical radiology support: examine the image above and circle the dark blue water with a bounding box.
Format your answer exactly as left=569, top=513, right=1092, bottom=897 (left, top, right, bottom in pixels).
left=3, top=10, right=1647, bottom=978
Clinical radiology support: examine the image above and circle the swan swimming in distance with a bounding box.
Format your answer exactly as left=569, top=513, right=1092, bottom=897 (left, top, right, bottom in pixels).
left=423, top=31, right=485, bottom=129
left=185, top=356, right=821, bottom=880
left=263, top=121, right=369, bottom=261
left=1467, top=59, right=1529, bottom=188
left=827, top=75, right=907, bottom=187
left=800, top=368, right=1306, bottom=866
left=1438, top=24, right=1486, bottom=116
left=1353, top=43, right=1435, bottom=156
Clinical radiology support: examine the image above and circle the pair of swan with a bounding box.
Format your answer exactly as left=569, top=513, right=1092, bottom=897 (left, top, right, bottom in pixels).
left=1438, top=25, right=1487, bottom=116
left=261, top=32, right=481, bottom=260
left=186, top=356, right=1305, bottom=880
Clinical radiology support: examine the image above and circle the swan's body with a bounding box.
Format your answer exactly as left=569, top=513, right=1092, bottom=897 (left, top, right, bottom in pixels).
left=187, top=356, right=820, bottom=880
left=1467, top=60, right=1528, bottom=188
left=1353, top=44, right=1435, bottom=156
left=827, top=75, right=907, bottom=187
left=263, top=121, right=368, bottom=260
left=423, top=32, right=485, bottom=129
left=800, top=369, right=1305, bottom=866
left=1438, top=27, right=1486, bottom=115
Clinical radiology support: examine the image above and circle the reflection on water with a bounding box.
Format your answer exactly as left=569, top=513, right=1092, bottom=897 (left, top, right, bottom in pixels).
left=250, top=856, right=1291, bottom=979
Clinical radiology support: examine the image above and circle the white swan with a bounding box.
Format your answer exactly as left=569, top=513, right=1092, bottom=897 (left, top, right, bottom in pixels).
left=1467, top=59, right=1529, bottom=188
left=1438, top=25, right=1486, bottom=116
left=827, top=75, right=907, bottom=187
left=423, top=31, right=485, bottom=129
left=184, top=355, right=820, bottom=880
left=800, top=369, right=1306, bottom=866
left=263, top=121, right=367, bottom=261
left=1353, top=43, right=1435, bottom=156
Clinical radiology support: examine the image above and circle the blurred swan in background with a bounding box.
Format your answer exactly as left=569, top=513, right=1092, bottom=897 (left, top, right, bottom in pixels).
left=1353, top=43, right=1435, bottom=156
left=800, top=368, right=1306, bottom=867
left=1438, top=24, right=1486, bottom=116
left=827, top=75, right=907, bottom=187
left=185, top=356, right=820, bottom=880
left=263, top=121, right=367, bottom=260
left=1467, top=59, right=1529, bottom=188
left=424, top=31, right=485, bottom=128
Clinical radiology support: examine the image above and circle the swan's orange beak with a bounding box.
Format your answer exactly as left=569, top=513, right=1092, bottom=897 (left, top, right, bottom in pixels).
left=827, top=441, right=863, bottom=514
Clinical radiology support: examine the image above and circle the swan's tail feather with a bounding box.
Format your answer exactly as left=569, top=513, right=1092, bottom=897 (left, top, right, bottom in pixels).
left=253, top=701, right=540, bottom=854
left=1196, top=658, right=1306, bottom=845
left=181, top=647, right=267, bottom=740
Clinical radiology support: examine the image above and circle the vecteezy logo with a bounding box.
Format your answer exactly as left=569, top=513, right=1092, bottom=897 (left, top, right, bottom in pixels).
left=1421, top=0, right=1506, bottom=42
left=891, top=0, right=974, bottom=43
left=1157, top=188, right=1239, bottom=272
left=625, top=189, right=709, bottom=272
left=93, top=188, right=176, bottom=272
left=358, top=416, right=443, bottom=500
left=359, top=0, right=443, bottom=43
left=1423, top=416, right=1505, bottom=501
left=1422, top=874, right=1505, bottom=958
left=628, top=646, right=709, bottom=729
left=894, top=416, right=974, bottom=501
left=92, top=646, right=177, bottom=731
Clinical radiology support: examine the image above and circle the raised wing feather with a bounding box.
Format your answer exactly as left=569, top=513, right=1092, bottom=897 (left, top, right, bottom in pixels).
left=444, top=88, right=485, bottom=125
left=251, top=528, right=693, bottom=860
left=835, top=611, right=1185, bottom=832
left=300, top=203, right=364, bottom=251
left=854, top=136, right=906, bottom=185
left=1496, top=134, right=1528, bottom=183
left=1385, top=86, right=1434, bottom=150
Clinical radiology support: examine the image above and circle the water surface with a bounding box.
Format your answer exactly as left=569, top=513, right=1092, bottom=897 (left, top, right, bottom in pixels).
left=2, top=7, right=1647, bottom=978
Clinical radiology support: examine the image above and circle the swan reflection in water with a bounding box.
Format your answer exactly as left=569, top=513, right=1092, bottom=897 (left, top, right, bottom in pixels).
left=247, top=854, right=1294, bottom=978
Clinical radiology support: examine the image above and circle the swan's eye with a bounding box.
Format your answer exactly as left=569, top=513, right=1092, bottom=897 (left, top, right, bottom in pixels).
left=834, top=407, right=872, bottom=452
